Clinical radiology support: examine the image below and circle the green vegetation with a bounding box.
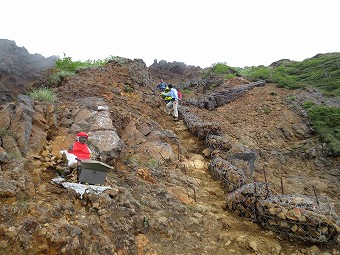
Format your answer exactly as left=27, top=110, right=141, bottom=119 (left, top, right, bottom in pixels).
left=181, top=89, right=193, bottom=94
left=210, top=62, right=231, bottom=74
left=55, top=53, right=116, bottom=72
left=224, top=73, right=237, bottom=79
left=146, top=158, right=160, bottom=169
left=0, top=128, right=11, bottom=136
left=240, top=65, right=273, bottom=81
left=290, top=144, right=297, bottom=152
left=124, top=85, right=134, bottom=92
left=262, top=107, right=271, bottom=114
left=205, top=62, right=238, bottom=79
left=28, top=87, right=56, bottom=102
left=239, top=53, right=340, bottom=96
left=47, top=53, right=121, bottom=86
left=303, top=102, right=340, bottom=156
left=288, top=95, right=297, bottom=101
left=17, top=196, right=30, bottom=213
left=46, top=70, right=74, bottom=85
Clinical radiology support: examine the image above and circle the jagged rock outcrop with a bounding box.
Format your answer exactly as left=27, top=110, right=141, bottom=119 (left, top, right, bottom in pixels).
left=184, top=80, right=266, bottom=110
left=149, top=59, right=203, bottom=85
left=0, top=94, right=57, bottom=158
left=0, top=39, right=58, bottom=103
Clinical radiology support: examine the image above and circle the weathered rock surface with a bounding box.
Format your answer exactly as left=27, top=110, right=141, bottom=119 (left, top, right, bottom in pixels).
left=0, top=39, right=57, bottom=103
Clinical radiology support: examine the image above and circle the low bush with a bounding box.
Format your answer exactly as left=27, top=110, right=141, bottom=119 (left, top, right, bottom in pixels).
left=303, top=102, right=340, bottom=156
left=46, top=53, right=116, bottom=87
left=124, top=85, right=134, bottom=92
left=55, top=53, right=109, bottom=72
left=205, top=62, right=239, bottom=77
left=28, top=87, right=56, bottom=102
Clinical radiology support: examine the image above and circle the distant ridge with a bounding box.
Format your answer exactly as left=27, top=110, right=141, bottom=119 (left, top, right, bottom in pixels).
left=0, top=39, right=58, bottom=103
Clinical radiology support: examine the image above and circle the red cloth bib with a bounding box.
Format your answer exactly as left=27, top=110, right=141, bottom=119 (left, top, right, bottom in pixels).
left=68, top=141, right=91, bottom=160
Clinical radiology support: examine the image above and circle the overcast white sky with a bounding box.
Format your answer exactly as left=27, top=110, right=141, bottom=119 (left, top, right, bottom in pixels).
left=1, top=0, right=339, bottom=68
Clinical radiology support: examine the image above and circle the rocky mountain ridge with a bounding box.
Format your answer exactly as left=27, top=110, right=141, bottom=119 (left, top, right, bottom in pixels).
left=0, top=39, right=57, bottom=103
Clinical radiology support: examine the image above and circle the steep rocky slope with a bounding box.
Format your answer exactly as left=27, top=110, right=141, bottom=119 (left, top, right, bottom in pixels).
left=0, top=55, right=339, bottom=254
left=0, top=39, right=57, bottom=103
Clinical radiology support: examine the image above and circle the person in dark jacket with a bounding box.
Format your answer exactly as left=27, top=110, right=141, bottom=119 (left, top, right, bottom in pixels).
left=156, top=79, right=167, bottom=92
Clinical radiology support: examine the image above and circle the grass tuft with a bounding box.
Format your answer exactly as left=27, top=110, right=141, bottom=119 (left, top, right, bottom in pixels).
left=28, top=87, right=56, bottom=102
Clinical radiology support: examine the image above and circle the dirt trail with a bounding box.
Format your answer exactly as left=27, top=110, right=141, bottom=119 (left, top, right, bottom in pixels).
left=154, top=102, right=337, bottom=254
left=157, top=107, right=271, bottom=253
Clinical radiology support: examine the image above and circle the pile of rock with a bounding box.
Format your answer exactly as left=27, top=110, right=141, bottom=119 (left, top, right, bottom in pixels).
left=205, top=134, right=232, bottom=151
left=226, top=182, right=269, bottom=222
left=32, top=145, right=72, bottom=178
left=184, top=80, right=266, bottom=110
left=257, top=194, right=340, bottom=243
left=209, top=157, right=248, bottom=193
left=179, top=106, right=220, bottom=139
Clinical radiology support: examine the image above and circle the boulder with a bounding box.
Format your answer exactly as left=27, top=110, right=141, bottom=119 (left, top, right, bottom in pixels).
left=89, top=130, right=124, bottom=163
left=135, top=141, right=175, bottom=163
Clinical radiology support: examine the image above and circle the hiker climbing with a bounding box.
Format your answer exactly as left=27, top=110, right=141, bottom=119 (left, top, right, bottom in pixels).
left=156, top=79, right=167, bottom=92
left=162, top=84, right=179, bottom=121
left=161, top=86, right=172, bottom=104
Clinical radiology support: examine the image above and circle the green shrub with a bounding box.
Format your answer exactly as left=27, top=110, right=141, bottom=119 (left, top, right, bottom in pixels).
left=303, top=100, right=316, bottom=109
left=224, top=73, right=237, bottom=79
left=211, top=63, right=231, bottom=74
left=47, top=70, right=74, bottom=86
left=28, top=87, right=56, bottom=102
left=55, top=53, right=108, bottom=73
left=288, top=95, right=297, bottom=101
left=55, top=55, right=80, bottom=72
left=262, top=107, right=271, bottom=114
left=43, top=53, right=112, bottom=87
left=290, top=144, right=297, bottom=151
left=303, top=103, right=340, bottom=156
left=209, top=83, right=218, bottom=90
left=124, top=85, right=134, bottom=92
left=240, top=66, right=272, bottom=80
left=204, top=62, right=239, bottom=77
